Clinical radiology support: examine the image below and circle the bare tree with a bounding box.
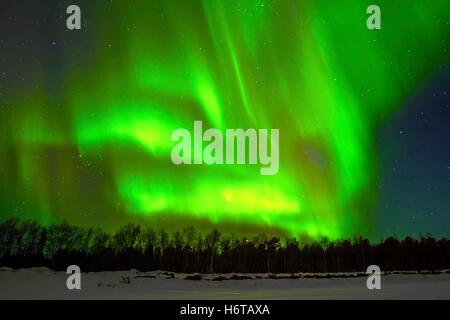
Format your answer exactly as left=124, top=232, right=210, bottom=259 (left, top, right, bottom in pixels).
left=206, top=229, right=221, bottom=273
left=112, top=223, right=141, bottom=253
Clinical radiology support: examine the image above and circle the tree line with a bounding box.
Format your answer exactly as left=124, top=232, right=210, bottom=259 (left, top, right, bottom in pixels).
left=1, top=218, right=449, bottom=273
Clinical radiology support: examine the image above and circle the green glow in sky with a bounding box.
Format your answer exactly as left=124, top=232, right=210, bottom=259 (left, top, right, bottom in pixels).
left=1, top=0, right=449, bottom=239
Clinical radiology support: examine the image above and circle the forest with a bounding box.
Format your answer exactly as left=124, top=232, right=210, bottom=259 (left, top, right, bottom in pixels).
left=1, top=218, right=449, bottom=273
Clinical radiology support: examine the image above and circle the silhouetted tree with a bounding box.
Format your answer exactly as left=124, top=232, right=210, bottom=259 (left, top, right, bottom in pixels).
left=1, top=218, right=449, bottom=273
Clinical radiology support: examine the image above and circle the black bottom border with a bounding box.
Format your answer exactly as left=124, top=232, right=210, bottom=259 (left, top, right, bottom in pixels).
left=0, top=300, right=445, bottom=319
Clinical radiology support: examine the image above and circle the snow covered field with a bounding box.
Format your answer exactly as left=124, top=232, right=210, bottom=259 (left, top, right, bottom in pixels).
left=0, top=267, right=449, bottom=300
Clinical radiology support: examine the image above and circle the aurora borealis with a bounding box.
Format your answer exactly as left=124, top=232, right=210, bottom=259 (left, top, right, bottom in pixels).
left=0, top=0, right=449, bottom=240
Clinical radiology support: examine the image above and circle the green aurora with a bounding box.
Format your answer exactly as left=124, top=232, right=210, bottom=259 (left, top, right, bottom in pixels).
left=1, top=0, right=449, bottom=239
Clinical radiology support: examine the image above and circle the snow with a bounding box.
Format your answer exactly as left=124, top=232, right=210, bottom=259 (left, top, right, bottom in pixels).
left=0, top=267, right=449, bottom=299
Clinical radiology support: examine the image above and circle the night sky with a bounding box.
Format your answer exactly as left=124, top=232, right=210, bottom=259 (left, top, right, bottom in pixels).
left=0, top=0, right=449, bottom=241
left=374, top=67, right=450, bottom=240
